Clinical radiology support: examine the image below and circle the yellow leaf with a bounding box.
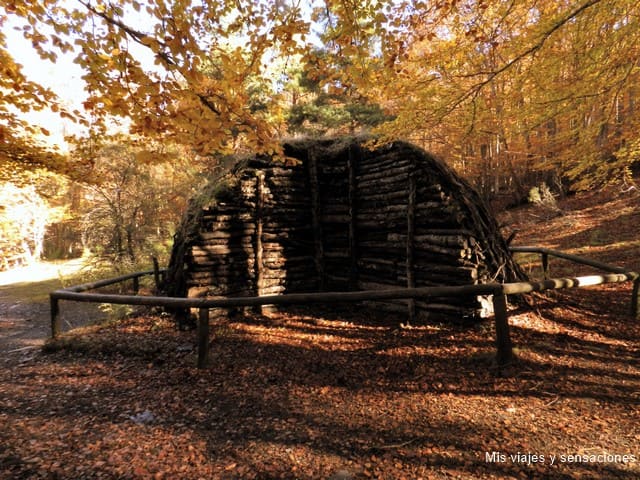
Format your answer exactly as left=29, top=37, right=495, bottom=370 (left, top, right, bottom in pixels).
left=140, top=36, right=158, bottom=49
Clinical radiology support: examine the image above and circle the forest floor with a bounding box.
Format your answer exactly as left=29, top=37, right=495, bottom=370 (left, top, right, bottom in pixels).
left=1, top=187, right=639, bottom=479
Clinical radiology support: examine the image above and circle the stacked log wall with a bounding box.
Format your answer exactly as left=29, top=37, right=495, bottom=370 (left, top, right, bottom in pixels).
left=173, top=138, right=522, bottom=322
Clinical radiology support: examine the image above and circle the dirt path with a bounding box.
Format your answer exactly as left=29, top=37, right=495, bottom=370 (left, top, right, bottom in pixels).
left=0, top=260, right=105, bottom=366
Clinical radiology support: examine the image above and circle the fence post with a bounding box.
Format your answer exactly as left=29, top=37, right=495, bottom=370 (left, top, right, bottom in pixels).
left=197, top=308, right=210, bottom=368
left=492, top=292, right=513, bottom=366
left=152, top=257, right=161, bottom=291
left=132, top=276, right=139, bottom=295
left=542, top=252, right=550, bottom=279
left=50, top=295, right=60, bottom=338
left=632, top=278, right=640, bottom=320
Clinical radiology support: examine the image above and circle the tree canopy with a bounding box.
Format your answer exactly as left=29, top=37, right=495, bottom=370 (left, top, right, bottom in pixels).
left=1, top=0, right=639, bottom=188
left=361, top=0, right=640, bottom=189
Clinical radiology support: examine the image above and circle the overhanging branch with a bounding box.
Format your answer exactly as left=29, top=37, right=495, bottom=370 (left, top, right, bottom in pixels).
left=78, top=1, right=221, bottom=116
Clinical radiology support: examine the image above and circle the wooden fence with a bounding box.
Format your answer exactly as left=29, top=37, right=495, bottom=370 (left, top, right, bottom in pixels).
left=50, top=247, right=639, bottom=368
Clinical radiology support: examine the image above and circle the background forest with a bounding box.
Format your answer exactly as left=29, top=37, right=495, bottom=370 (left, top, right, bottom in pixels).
left=1, top=0, right=639, bottom=270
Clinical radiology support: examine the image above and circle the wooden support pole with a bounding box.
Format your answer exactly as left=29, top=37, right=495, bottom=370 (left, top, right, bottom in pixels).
left=307, top=148, right=326, bottom=290
left=542, top=252, right=549, bottom=279
left=152, top=256, right=161, bottom=291
left=132, top=276, right=139, bottom=295
left=492, top=292, right=513, bottom=366
left=347, top=145, right=359, bottom=290
left=197, top=308, right=210, bottom=369
left=254, top=171, right=265, bottom=313
left=50, top=295, right=60, bottom=338
left=632, top=278, right=640, bottom=320
left=406, top=170, right=417, bottom=325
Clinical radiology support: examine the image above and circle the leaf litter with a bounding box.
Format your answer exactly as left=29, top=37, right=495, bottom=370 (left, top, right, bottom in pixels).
left=1, top=188, right=639, bottom=479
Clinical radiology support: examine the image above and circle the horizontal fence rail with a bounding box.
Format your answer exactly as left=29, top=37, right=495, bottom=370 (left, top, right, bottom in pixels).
left=510, top=245, right=631, bottom=276
left=50, top=248, right=640, bottom=368
left=63, top=269, right=161, bottom=293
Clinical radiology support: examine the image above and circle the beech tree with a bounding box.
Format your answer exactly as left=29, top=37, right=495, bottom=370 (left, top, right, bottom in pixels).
left=351, top=0, right=640, bottom=190
left=72, top=135, right=200, bottom=263
left=2, top=0, right=640, bottom=191
left=1, top=0, right=315, bottom=160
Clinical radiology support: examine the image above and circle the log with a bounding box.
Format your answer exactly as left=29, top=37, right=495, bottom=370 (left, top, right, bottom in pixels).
left=358, top=244, right=400, bottom=256
left=187, top=271, right=254, bottom=283
left=198, top=230, right=255, bottom=240
left=357, top=257, right=398, bottom=268
left=262, top=264, right=315, bottom=278
left=407, top=171, right=417, bottom=324
left=321, top=213, right=351, bottom=223
left=413, top=263, right=479, bottom=279
left=357, top=280, right=401, bottom=290
left=388, top=233, right=473, bottom=249
left=201, top=212, right=255, bottom=222
left=358, top=240, right=468, bottom=258
left=329, top=227, right=352, bottom=238
left=268, top=166, right=304, bottom=177
left=358, top=264, right=399, bottom=286
left=263, top=255, right=314, bottom=267
left=323, top=250, right=350, bottom=259
left=266, top=177, right=308, bottom=187
left=262, top=223, right=313, bottom=232
left=321, top=204, right=350, bottom=214
left=307, top=148, right=326, bottom=290
left=262, top=195, right=310, bottom=207
left=201, top=219, right=255, bottom=230
left=261, top=206, right=311, bottom=216
left=358, top=162, right=413, bottom=177
left=357, top=189, right=411, bottom=204
left=356, top=176, right=414, bottom=192
left=187, top=282, right=256, bottom=295
left=415, top=243, right=471, bottom=258
left=356, top=218, right=406, bottom=230
left=356, top=154, right=412, bottom=173
left=192, top=238, right=254, bottom=248
left=358, top=272, right=398, bottom=284
left=357, top=204, right=408, bottom=215
left=356, top=163, right=413, bottom=183
left=319, top=165, right=348, bottom=174
left=414, top=211, right=466, bottom=225
left=255, top=171, right=265, bottom=306
left=259, top=286, right=286, bottom=295
left=191, top=245, right=255, bottom=256
left=190, top=253, right=255, bottom=265
left=325, top=274, right=350, bottom=286
left=415, top=228, right=478, bottom=238
left=262, top=241, right=308, bottom=252
left=188, top=264, right=255, bottom=277
left=402, top=271, right=477, bottom=286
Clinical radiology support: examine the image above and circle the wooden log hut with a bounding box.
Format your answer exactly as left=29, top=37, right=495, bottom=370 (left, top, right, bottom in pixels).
left=164, top=136, right=526, bottom=323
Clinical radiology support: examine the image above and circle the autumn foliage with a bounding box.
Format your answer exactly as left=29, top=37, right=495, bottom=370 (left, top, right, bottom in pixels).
left=1, top=0, right=639, bottom=192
